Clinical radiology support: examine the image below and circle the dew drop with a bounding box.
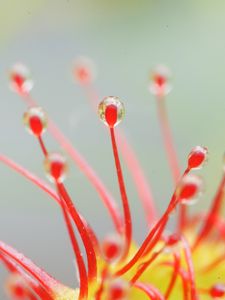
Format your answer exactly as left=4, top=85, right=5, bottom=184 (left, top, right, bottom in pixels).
left=178, top=174, right=203, bottom=205
left=5, top=274, right=28, bottom=300
left=106, top=278, right=130, bottom=300
left=44, top=153, right=68, bottom=183
left=101, top=233, right=124, bottom=263
left=73, top=56, right=96, bottom=85
left=98, top=96, right=125, bottom=128
left=149, top=65, right=172, bottom=96
left=10, top=63, right=33, bottom=94
left=210, top=283, right=225, bottom=298
left=188, top=146, right=208, bottom=170
left=23, top=107, right=48, bottom=137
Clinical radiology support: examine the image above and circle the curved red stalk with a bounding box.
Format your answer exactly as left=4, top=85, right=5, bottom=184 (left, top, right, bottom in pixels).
left=83, top=84, right=157, bottom=226
left=57, top=183, right=97, bottom=282
left=134, top=282, right=164, bottom=300
left=110, top=127, right=132, bottom=258
left=156, top=96, right=180, bottom=185
left=182, top=237, right=198, bottom=300
left=161, top=261, right=189, bottom=300
left=0, top=153, right=99, bottom=280
left=19, top=92, right=123, bottom=234
left=193, top=173, right=225, bottom=249
left=116, top=192, right=178, bottom=276
left=94, top=267, right=108, bottom=300
left=38, top=136, right=48, bottom=156
left=155, top=95, right=189, bottom=231
left=0, top=241, right=56, bottom=298
left=57, top=188, right=88, bottom=300
left=130, top=246, right=165, bottom=285
left=165, top=253, right=180, bottom=299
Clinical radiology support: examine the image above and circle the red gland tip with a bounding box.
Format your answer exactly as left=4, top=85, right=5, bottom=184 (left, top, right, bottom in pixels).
left=5, top=274, right=28, bottom=300
left=98, top=96, right=125, bottom=128
left=149, top=64, right=172, bottom=96
left=23, top=107, right=48, bottom=137
left=210, top=283, right=225, bottom=298
left=73, top=56, right=96, bottom=85
left=102, top=234, right=124, bottom=263
left=165, top=233, right=180, bottom=247
left=178, top=174, right=203, bottom=205
left=44, top=153, right=68, bottom=183
left=107, top=278, right=130, bottom=300
left=10, top=63, right=33, bottom=94
left=188, top=146, right=208, bottom=170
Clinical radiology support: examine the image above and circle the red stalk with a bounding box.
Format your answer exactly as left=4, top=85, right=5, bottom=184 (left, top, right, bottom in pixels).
left=57, top=188, right=88, bottom=300
left=110, top=127, right=132, bottom=258
left=83, top=84, right=157, bottom=226
left=182, top=237, right=198, bottom=300
left=57, top=183, right=97, bottom=282
left=38, top=136, right=48, bottom=156
left=165, top=253, right=180, bottom=299
left=130, top=246, right=165, bottom=285
left=0, top=154, right=100, bottom=256
left=134, top=282, right=164, bottom=300
left=193, top=173, right=225, bottom=249
left=20, top=92, right=123, bottom=234
left=116, top=192, right=178, bottom=276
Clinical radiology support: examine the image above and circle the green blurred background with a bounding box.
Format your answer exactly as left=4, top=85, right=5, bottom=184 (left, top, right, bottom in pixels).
left=0, top=0, right=224, bottom=297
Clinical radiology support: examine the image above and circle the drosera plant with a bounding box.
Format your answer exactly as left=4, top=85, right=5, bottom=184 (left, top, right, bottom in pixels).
left=0, top=60, right=225, bottom=300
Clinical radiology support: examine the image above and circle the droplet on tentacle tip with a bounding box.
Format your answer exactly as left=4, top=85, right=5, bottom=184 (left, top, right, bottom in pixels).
left=23, top=107, right=48, bottom=137
left=177, top=174, right=203, bottom=205
left=188, top=146, right=208, bottom=170
left=164, top=233, right=181, bottom=253
left=149, top=64, right=172, bottom=96
left=98, top=96, right=125, bottom=128
left=101, top=233, right=124, bottom=263
left=73, top=56, right=96, bottom=85
left=5, top=273, right=28, bottom=300
left=106, top=278, right=130, bottom=300
left=44, top=153, right=68, bottom=183
left=10, top=63, right=33, bottom=94
left=209, top=283, right=225, bottom=298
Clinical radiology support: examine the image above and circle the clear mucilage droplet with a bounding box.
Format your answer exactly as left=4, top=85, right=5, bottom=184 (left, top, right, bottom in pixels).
left=23, top=107, right=48, bottom=137
left=101, top=233, right=124, bottom=263
left=44, top=153, right=68, bottom=183
left=10, top=63, right=34, bottom=94
left=98, top=96, right=125, bottom=128
left=188, top=146, right=208, bottom=170
left=178, top=174, right=203, bottom=206
left=149, top=64, right=172, bottom=96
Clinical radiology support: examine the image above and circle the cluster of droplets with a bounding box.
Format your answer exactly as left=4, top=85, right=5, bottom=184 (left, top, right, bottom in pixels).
left=3, top=60, right=225, bottom=300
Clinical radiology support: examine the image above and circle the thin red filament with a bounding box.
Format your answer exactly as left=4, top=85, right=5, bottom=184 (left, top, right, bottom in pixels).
left=110, top=126, right=132, bottom=257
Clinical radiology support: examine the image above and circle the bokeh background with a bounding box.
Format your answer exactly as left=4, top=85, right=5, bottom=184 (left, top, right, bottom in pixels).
left=0, top=0, right=225, bottom=297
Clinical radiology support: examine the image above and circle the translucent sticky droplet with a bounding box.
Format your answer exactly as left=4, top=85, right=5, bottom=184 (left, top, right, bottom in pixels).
left=73, top=56, right=96, bottom=85
left=102, top=233, right=124, bottom=263
left=10, top=63, right=33, bottom=94
left=178, top=174, right=203, bottom=205
left=5, top=274, right=28, bottom=300
left=210, top=283, right=225, bottom=298
left=164, top=233, right=181, bottom=253
left=149, top=64, right=172, bottom=96
left=44, top=153, right=68, bottom=183
left=106, top=278, right=130, bottom=300
left=98, top=96, right=125, bottom=128
left=188, top=146, right=208, bottom=170
left=23, top=107, right=48, bottom=136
